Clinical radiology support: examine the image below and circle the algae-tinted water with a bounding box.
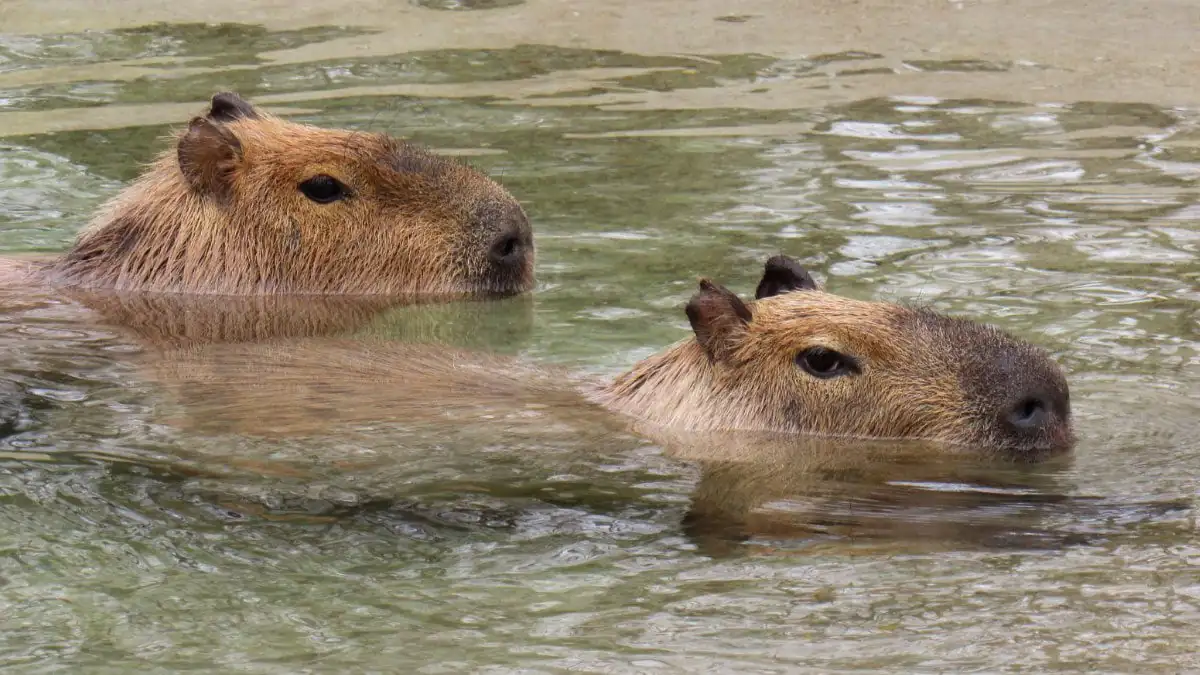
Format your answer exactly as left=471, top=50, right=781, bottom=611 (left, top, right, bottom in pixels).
left=0, top=2, right=1198, bottom=671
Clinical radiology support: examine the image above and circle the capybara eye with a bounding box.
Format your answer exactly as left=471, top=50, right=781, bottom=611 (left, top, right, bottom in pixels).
left=796, top=347, right=857, bottom=379
left=298, top=175, right=348, bottom=204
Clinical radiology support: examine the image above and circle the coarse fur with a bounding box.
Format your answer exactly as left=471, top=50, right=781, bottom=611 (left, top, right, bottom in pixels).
left=28, top=92, right=534, bottom=296
left=599, top=298, right=1072, bottom=457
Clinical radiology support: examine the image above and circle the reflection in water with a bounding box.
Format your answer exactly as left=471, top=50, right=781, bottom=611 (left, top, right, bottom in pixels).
left=0, top=4, right=1198, bottom=672
left=0, top=285, right=535, bottom=484
left=61, top=289, right=536, bottom=350
left=662, top=429, right=1185, bottom=556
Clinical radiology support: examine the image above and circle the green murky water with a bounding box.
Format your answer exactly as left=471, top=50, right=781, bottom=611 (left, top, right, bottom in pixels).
left=1, top=4, right=1199, bottom=672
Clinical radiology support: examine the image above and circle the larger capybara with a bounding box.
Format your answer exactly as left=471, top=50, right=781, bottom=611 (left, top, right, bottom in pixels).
left=155, top=254, right=1075, bottom=460
left=1, top=92, right=534, bottom=297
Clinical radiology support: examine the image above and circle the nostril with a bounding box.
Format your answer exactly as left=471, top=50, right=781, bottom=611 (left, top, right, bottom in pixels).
left=1008, top=396, right=1048, bottom=430
left=490, top=233, right=523, bottom=264
left=1018, top=398, right=1043, bottom=421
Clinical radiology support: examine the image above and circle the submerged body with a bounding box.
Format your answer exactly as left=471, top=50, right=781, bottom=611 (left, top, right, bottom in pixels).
left=2, top=92, right=535, bottom=298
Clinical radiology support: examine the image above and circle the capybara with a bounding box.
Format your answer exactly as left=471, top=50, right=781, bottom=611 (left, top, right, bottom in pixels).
left=1, top=92, right=534, bottom=297
left=598, top=255, right=1074, bottom=457
left=156, top=255, right=1075, bottom=460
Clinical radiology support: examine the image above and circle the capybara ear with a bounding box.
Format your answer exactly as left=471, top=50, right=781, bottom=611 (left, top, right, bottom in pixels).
left=177, top=117, right=243, bottom=202
left=686, top=278, right=753, bottom=362
left=755, top=255, right=820, bottom=300
left=206, top=92, right=260, bottom=123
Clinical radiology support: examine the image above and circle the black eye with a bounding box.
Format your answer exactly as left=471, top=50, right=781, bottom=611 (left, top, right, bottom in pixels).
left=298, top=175, right=348, bottom=204
left=796, top=347, right=857, bottom=379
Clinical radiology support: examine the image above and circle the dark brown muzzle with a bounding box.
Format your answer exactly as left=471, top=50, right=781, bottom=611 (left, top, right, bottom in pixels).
left=962, top=331, right=1075, bottom=459
left=475, top=200, right=534, bottom=295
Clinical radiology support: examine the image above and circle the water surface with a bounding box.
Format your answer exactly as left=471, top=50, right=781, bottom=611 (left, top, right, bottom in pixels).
left=0, top=1, right=1198, bottom=672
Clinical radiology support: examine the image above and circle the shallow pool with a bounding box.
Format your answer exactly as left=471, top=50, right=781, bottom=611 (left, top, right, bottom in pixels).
left=1, top=1, right=1198, bottom=671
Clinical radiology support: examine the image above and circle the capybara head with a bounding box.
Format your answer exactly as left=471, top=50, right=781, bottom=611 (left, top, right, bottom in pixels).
left=50, top=92, right=534, bottom=296
left=601, top=255, right=1074, bottom=459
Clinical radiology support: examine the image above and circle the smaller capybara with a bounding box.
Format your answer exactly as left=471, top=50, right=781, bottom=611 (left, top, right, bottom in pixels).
left=156, top=255, right=1074, bottom=460
left=597, top=255, right=1074, bottom=457
left=1, top=92, right=534, bottom=297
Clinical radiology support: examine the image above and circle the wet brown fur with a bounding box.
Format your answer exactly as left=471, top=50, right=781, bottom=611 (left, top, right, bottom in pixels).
left=26, top=92, right=534, bottom=296
left=598, top=292, right=1072, bottom=456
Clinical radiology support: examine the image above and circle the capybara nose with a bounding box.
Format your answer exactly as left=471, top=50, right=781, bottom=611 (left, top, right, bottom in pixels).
left=1006, top=395, right=1050, bottom=431
left=1002, top=387, right=1068, bottom=437
left=488, top=229, right=528, bottom=267
left=963, top=340, right=1075, bottom=456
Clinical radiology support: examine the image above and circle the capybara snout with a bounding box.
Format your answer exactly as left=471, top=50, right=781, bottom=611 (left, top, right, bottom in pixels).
left=469, top=198, right=534, bottom=295
left=949, top=323, right=1074, bottom=457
